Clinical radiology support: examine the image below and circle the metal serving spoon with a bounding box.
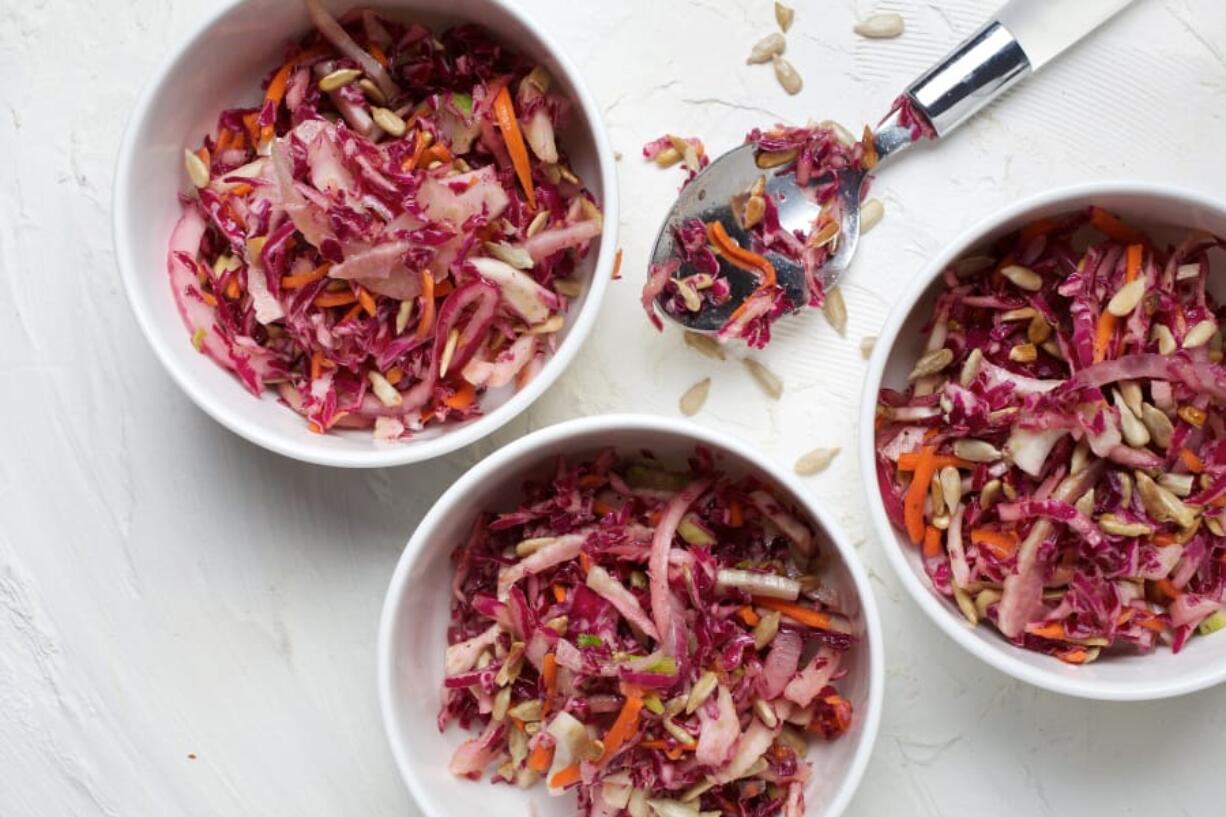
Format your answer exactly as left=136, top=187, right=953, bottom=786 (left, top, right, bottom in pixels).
left=652, top=0, right=1136, bottom=333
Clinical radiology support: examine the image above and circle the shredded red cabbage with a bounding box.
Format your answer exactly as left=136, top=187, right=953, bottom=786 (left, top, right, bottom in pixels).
left=441, top=449, right=856, bottom=817
left=168, top=2, right=600, bottom=438
left=876, top=208, right=1226, bottom=663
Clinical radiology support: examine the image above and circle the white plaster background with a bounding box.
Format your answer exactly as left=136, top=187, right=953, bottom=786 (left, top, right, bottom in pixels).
left=2, top=0, right=1225, bottom=814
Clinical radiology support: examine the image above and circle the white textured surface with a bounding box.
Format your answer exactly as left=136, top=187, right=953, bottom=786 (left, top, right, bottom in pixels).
left=2, top=0, right=1226, bottom=815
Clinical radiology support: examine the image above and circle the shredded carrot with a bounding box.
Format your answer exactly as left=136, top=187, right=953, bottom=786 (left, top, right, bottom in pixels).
left=1056, top=647, right=1090, bottom=665
left=241, top=112, right=261, bottom=144
left=1209, top=494, right=1226, bottom=508
left=637, top=740, right=689, bottom=760
left=736, top=606, right=760, bottom=627
left=314, top=290, right=358, bottom=308
left=356, top=286, right=377, bottom=317
left=385, top=366, right=404, bottom=386
left=195, top=146, right=210, bottom=166
left=418, top=143, right=454, bottom=168
left=593, top=500, right=616, bottom=516
left=1018, top=218, right=1057, bottom=245
left=706, top=221, right=777, bottom=288
left=307, top=420, right=324, bottom=434
left=492, top=85, right=536, bottom=210
left=577, top=474, right=605, bottom=489
left=611, top=248, right=623, bottom=280
left=728, top=499, right=744, bottom=528
left=1179, top=448, right=1204, bottom=474
left=215, top=128, right=234, bottom=153
left=551, top=584, right=567, bottom=604
left=922, top=525, right=942, bottom=559
left=402, top=130, right=429, bottom=171
left=549, top=763, right=582, bottom=789
left=1154, top=578, right=1182, bottom=600
left=416, top=269, right=435, bottom=339
left=1089, top=206, right=1145, bottom=245
left=896, top=452, right=973, bottom=472
left=1124, top=243, right=1143, bottom=283
left=526, top=741, right=554, bottom=773
left=224, top=277, right=241, bottom=300
left=1136, top=614, right=1167, bottom=633
left=903, top=447, right=937, bottom=546
left=971, top=528, right=1020, bottom=559
left=751, top=597, right=832, bottom=631
left=367, top=42, right=389, bottom=67
left=310, top=350, right=324, bottom=381
left=229, top=182, right=254, bottom=197
left=340, top=303, right=364, bottom=323
left=201, top=291, right=218, bottom=307
left=1152, top=532, right=1178, bottom=547
left=434, top=280, right=454, bottom=297
left=542, top=653, right=558, bottom=695
left=579, top=551, right=593, bottom=575
left=282, top=262, right=332, bottom=289
left=1027, top=621, right=1066, bottom=641
left=1092, top=310, right=1116, bottom=364
left=443, top=381, right=476, bottom=410
left=599, top=693, right=643, bottom=761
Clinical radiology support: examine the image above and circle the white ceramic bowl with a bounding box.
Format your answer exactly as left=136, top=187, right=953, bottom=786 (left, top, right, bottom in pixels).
left=113, top=0, right=618, bottom=467
left=379, top=414, right=883, bottom=817
left=859, top=181, right=1226, bottom=701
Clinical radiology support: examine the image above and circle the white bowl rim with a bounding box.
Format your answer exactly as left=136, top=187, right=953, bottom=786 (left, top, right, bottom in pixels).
left=112, top=0, right=620, bottom=468
left=378, top=413, right=885, bottom=817
left=858, top=180, right=1226, bottom=701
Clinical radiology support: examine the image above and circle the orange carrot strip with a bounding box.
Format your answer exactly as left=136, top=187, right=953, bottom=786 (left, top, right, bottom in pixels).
left=224, top=277, right=241, bottom=300
left=215, top=128, right=234, bottom=153
left=1178, top=448, right=1204, bottom=474
left=310, top=350, right=324, bottom=382
left=229, top=182, right=254, bottom=197
left=416, top=269, right=436, bottom=339
left=1027, top=621, right=1066, bottom=641
left=418, top=143, right=454, bottom=168
left=201, top=291, right=218, bottom=307
left=340, top=303, right=363, bottom=323
left=896, top=452, right=974, bottom=472
left=549, top=764, right=581, bottom=789
left=492, top=86, right=536, bottom=210
left=706, top=221, right=776, bottom=288
left=357, top=286, right=377, bottom=317
left=526, top=741, right=554, bottom=773
left=1152, top=532, right=1178, bottom=547
left=903, top=446, right=937, bottom=545
left=1154, top=578, right=1182, bottom=600
left=1093, top=311, right=1116, bottom=364
left=1124, top=243, right=1143, bottom=283
left=542, top=653, right=558, bottom=695
left=592, top=500, right=616, bottom=516
left=611, top=248, right=623, bottom=280
left=443, top=381, right=476, bottom=410
left=922, top=525, right=942, bottom=559
left=971, top=528, right=1020, bottom=559
left=282, top=262, right=332, bottom=289
left=367, top=42, right=389, bottom=67
left=751, top=597, right=832, bottom=631
left=1056, top=648, right=1090, bottom=665
left=313, top=290, right=358, bottom=308
left=1209, top=494, right=1226, bottom=508
left=551, top=584, right=567, bottom=604
left=736, top=606, right=760, bottom=627
left=577, top=474, right=606, bottom=489
left=579, top=551, right=593, bottom=575
left=728, top=499, right=744, bottom=528
left=434, top=279, right=454, bottom=297
left=599, top=693, right=643, bottom=761
left=1018, top=218, right=1057, bottom=245
left=1089, top=207, right=1145, bottom=245
left=385, top=366, right=404, bottom=386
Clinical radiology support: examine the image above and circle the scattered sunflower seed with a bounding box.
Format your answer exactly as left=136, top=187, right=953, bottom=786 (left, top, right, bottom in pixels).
left=794, top=447, right=840, bottom=476
left=1151, top=323, right=1177, bottom=355
left=1178, top=404, right=1207, bottom=428
left=959, top=347, right=984, bottom=386
left=1000, top=264, right=1043, bottom=292
left=908, top=347, right=954, bottom=381
left=952, top=255, right=995, bottom=276
left=680, top=378, right=711, bottom=416
left=756, top=148, right=798, bottom=169
left=395, top=299, right=412, bottom=334
left=1074, top=488, right=1095, bottom=517
left=1000, top=307, right=1037, bottom=322
left=484, top=241, right=534, bottom=269
left=1107, top=277, right=1147, bottom=317
left=653, top=146, right=682, bottom=167
left=940, top=466, right=962, bottom=514
left=979, top=479, right=1002, bottom=509
left=319, top=67, right=362, bottom=92
left=1027, top=314, right=1052, bottom=345
left=1112, top=391, right=1150, bottom=448
left=953, top=439, right=1001, bottom=463
left=553, top=277, right=583, bottom=298
left=975, top=587, right=1003, bottom=621
left=357, top=77, right=386, bottom=105
left=526, top=209, right=550, bottom=238
left=772, top=54, right=803, bottom=95
left=774, top=2, right=795, bottom=32
left=684, top=330, right=726, bottom=361
left=191, top=327, right=207, bottom=351
left=860, top=198, right=885, bottom=234
left=854, top=12, right=904, bottom=39
left=1159, top=473, right=1195, bottom=497
left=820, top=119, right=856, bottom=146
left=685, top=672, right=718, bottom=714
left=748, top=32, right=787, bottom=64
left=953, top=585, right=978, bottom=624
left=1183, top=319, right=1217, bottom=349
left=368, top=370, right=403, bottom=408
left=822, top=287, right=848, bottom=335
left=372, top=107, right=407, bottom=137
left=1119, top=380, right=1143, bottom=418
left=184, top=149, right=210, bottom=188
left=439, top=327, right=460, bottom=376
left=524, top=314, right=565, bottom=335
left=1096, top=514, right=1153, bottom=538
left=744, top=358, right=783, bottom=399
left=1009, top=343, right=1037, bottom=363
left=1135, top=471, right=1198, bottom=529
left=859, top=336, right=876, bottom=359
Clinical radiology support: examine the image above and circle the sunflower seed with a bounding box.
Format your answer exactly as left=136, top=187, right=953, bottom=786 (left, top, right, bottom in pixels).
left=795, top=447, right=839, bottom=476
left=1159, top=473, right=1195, bottom=497
left=684, top=330, right=726, bottom=361
left=1000, top=307, right=1037, bottom=322
left=744, top=194, right=766, bottom=229
left=1107, top=277, right=1146, bottom=317
left=1178, top=405, right=1207, bottom=428
left=748, top=32, right=787, bottom=64
left=1113, top=390, right=1150, bottom=448
left=191, top=327, right=207, bottom=351
left=854, top=12, right=904, bottom=38
left=524, top=314, right=565, bottom=335
left=755, top=148, right=798, bottom=169
left=1208, top=517, right=1226, bottom=537
left=975, top=588, right=1002, bottom=619
left=1000, top=264, right=1042, bottom=291
left=772, top=55, right=803, bottom=95
left=357, top=77, right=386, bottom=105
left=940, top=466, right=962, bottom=514
left=1135, top=471, right=1198, bottom=529
left=653, top=146, right=682, bottom=167
left=959, top=348, right=984, bottom=387
left=685, top=672, right=718, bottom=714
left=822, top=287, right=848, bottom=335
left=953, top=439, right=1001, bottom=463
left=1075, top=488, right=1095, bottom=517
left=395, top=299, right=413, bottom=334
left=523, top=65, right=552, bottom=93
left=1152, top=323, right=1177, bottom=355
left=526, top=210, right=550, bottom=238
left=1027, top=314, right=1052, bottom=345
left=1009, top=343, right=1037, bottom=363
left=662, top=718, right=696, bottom=748
left=439, top=327, right=460, bottom=375
left=680, top=378, right=711, bottom=416
left=319, top=67, right=362, bottom=92
left=820, top=119, right=856, bottom=147
left=909, top=347, right=954, bottom=381
left=1070, top=440, right=1090, bottom=475
left=372, top=107, right=407, bottom=137
left=1176, top=262, right=1201, bottom=281
left=1001, top=481, right=1018, bottom=502
left=774, top=2, right=795, bottom=32
left=953, top=255, right=995, bottom=276
left=979, top=479, right=1002, bottom=509
left=754, top=697, right=779, bottom=728
left=1119, top=380, right=1143, bottom=418
left=553, top=277, right=582, bottom=298
left=860, top=198, right=885, bottom=234
left=1183, top=319, right=1217, bottom=349
left=1096, top=514, right=1153, bottom=538
left=184, top=149, right=210, bottom=188
left=752, top=610, right=781, bottom=649
left=676, top=277, right=702, bottom=312
left=681, top=780, right=715, bottom=803
left=860, top=336, right=876, bottom=359
left=484, top=241, right=534, bottom=269
left=953, top=585, right=977, bottom=624
left=1140, top=404, right=1174, bottom=449
left=1119, top=473, right=1133, bottom=507
left=368, top=370, right=403, bottom=408
left=744, top=358, right=783, bottom=399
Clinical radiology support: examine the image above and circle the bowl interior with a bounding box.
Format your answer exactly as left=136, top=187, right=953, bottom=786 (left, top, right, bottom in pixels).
left=867, top=185, right=1226, bottom=699
left=115, top=0, right=612, bottom=465
left=382, top=419, right=878, bottom=817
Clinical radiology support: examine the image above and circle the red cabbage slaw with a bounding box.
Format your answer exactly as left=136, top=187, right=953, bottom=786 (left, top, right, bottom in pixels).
left=168, top=1, right=600, bottom=439
left=441, top=449, right=857, bottom=817
left=876, top=208, right=1226, bottom=663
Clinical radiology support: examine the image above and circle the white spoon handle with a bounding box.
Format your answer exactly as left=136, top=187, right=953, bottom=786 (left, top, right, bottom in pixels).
left=996, top=0, right=1135, bottom=70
